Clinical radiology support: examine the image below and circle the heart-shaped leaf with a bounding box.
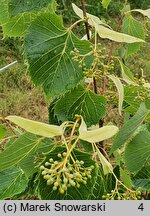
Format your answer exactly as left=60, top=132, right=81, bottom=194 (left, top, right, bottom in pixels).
left=25, top=12, right=92, bottom=96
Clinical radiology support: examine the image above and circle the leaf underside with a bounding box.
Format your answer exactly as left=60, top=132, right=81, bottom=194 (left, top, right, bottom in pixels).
left=110, top=103, right=149, bottom=154
left=0, top=0, right=56, bottom=37
left=0, top=166, right=28, bottom=199
left=122, top=15, right=145, bottom=56
left=0, top=133, right=46, bottom=172
left=54, top=85, right=106, bottom=126
left=125, top=130, right=150, bottom=172
left=25, top=13, right=92, bottom=97
left=8, top=0, right=54, bottom=16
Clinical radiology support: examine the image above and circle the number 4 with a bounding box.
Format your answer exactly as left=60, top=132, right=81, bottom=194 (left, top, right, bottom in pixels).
left=138, top=203, right=144, bottom=211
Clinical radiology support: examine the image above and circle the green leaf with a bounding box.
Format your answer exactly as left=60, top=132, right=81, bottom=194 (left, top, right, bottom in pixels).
left=79, top=125, right=118, bottom=143
left=48, top=98, right=59, bottom=125
left=122, top=15, right=145, bottom=55
left=101, top=0, right=111, bottom=9
left=132, top=165, right=150, bottom=191
left=8, top=0, right=55, bottom=16
left=130, top=9, right=150, bottom=17
left=0, top=124, right=7, bottom=140
left=110, top=103, right=149, bottom=154
left=108, top=75, right=124, bottom=115
left=0, top=166, right=28, bottom=199
left=125, top=130, right=150, bottom=172
left=133, top=179, right=150, bottom=191
left=25, top=12, right=92, bottom=97
left=2, top=12, right=36, bottom=37
left=79, top=140, right=93, bottom=152
left=119, top=60, right=135, bottom=84
left=54, top=85, right=106, bottom=127
left=38, top=147, right=106, bottom=199
left=19, top=138, right=54, bottom=178
left=120, top=168, right=132, bottom=188
left=6, top=116, right=62, bottom=138
left=124, top=85, right=149, bottom=115
left=0, top=133, right=45, bottom=172
left=124, top=85, right=141, bottom=113
left=0, top=0, right=35, bottom=37
left=89, top=168, right=107, bottom=199
left=0, top=0, right=56, bottom=37
left=0, top=0, right=9, bottom=24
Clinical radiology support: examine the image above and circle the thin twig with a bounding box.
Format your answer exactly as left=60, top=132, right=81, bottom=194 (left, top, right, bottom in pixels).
left=81, top=0, right=90, bottom=40
left=107, top=16, right=124, bottom=65
left=81, top=0, right=98, bottom=94
left=101, top=13, right=125, bottom=96
left=68, top=19, right=84, bottom=31
left=0, top=135, right=18, bottom=144
left=100, top=11, right=125, bottom=148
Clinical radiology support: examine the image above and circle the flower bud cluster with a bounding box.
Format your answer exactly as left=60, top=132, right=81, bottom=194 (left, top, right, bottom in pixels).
left=70, top=48, right=85, bottom=66
left=40, top=152, right=95, bottom=194
left=102, top=188, right=142, bottom=200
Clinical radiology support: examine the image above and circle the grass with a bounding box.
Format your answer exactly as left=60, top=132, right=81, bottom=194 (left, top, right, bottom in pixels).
left=0, top=31, right=48, bottom=123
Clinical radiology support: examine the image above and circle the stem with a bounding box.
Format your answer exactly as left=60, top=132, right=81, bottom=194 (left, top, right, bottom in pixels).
left=68, top=19, right=84, bottom=31
left=107, top=16, right=123, bottom=64
left=81, top=0, right=98, bottom=94
left=68, top=117, right=80, bottom=146
left=101, top=13, right=125, bottom=96
left=113, top=172, right=134, bottom=193
left=7, top=122, right=18, bottom=136
left=81, top=0, right=90, bottom=40
left=91, top=60, right=98, bottom=93
left=93, top=77, right=98, bottom=94
left=62, top=134, right=70, bottom=152
left=0, top=135, right=17, bottom=144
left=62, top=132, right=76, bottom=163
left=62, top=139, right=79, bottom=169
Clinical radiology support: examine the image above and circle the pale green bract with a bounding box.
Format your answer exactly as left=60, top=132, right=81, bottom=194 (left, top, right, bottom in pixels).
left=118, top=59, right=136, bottom=85
left=129, top=9, right=150, bottom=17
left=72, top=3, right=145, bottom=43
left=79, top=125, right=119, bottom=143
left=72, top=3, right=110, bottom=28
left=94, top=22, right=145, bottom=43
left=108, top=75, right=124, bottom=115
left=6, top=116, right=63, bottom=138
left=79, top=116, right=87, bottom=134
left=95, top=145, right=113, bottom=175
